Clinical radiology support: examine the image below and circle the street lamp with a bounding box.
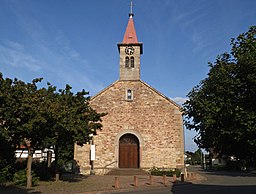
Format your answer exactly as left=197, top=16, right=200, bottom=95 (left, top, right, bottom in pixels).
left=89, top=133, right=95, bottom=175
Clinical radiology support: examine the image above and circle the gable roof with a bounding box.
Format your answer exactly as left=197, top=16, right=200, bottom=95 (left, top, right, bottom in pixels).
left=140, top=80, right=181, bottom=109
left=90, top=80, right=181, bottom=109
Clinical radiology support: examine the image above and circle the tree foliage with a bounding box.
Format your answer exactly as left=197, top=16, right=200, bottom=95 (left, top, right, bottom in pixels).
left=186, top=149, right=203, bottom=165
left=41, top=83, right=105, bottom=180
left=183, top=26, right=256, bottom=164
left=0, top=73, right=105, bottom=186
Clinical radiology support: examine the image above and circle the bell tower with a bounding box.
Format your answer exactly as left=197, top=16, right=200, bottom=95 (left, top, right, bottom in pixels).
left=118, top=0, right=143, bottom=81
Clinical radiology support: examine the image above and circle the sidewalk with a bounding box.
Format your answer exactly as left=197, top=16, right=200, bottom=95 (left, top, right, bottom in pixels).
left=39, top=175, right=174, bottom=194
left=0, top=173, right=203, bottom=194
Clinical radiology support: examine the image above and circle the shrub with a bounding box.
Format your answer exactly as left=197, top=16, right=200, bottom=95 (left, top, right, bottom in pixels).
left=13, top=169, right=39, bottom=186
left=33, top=161, right=52, bottom=181
left=149, top=166, right=181, bottom=177
left=0, top=164, right=13, bottom=184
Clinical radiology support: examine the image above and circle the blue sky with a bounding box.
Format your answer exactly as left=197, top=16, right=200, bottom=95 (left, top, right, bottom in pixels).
left=1, top=0, right=256, bottom=152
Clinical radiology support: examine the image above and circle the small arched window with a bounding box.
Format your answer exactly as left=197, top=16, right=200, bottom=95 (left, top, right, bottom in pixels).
left=125, top=57, right=129, bottom=68
left=130, top=57, right=134, bottom=68
left=126, top=89, right=133, bottom=101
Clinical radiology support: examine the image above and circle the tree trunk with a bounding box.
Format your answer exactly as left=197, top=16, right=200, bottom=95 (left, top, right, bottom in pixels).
left=47, top=150, right=52, bottom=168
left=26, top=148, right=33, bottom=188
left=54, top=146, right=60, bottom=181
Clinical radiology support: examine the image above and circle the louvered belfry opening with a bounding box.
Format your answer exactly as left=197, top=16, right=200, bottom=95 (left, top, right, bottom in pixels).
left=119, top=133, right=139, bottom=168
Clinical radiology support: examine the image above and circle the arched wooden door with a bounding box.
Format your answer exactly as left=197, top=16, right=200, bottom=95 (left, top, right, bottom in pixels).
left=119, top=134, right=139, bottom=168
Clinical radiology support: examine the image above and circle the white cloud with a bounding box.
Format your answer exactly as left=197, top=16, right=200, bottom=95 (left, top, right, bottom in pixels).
left=2, top=5, right=104, bottom=94
left=185, top=129, right=199, bottom=152
left=0, top=41, right=42, bottom=72
left=172, top=97, right=188, bottom=105
left=169, top=2, right=207, bottom=27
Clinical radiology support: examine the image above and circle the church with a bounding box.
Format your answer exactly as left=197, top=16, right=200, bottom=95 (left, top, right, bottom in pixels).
left=74, top=4, right=184, bottom=175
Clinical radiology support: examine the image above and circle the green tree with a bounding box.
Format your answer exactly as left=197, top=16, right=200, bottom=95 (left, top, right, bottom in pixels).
left=185, top=149, right=202, bottom=165
left=0, top=74, right=16, bottom=183
left=0, top=74, right=105, bottom=186
left=0, top=132, right=15, bottom=183
left=183, top=26, right=256, bottom=166
left=192, top=149, right=203, bottom=165
left=0, top=75, right=52, bottom=187
left=42, top=83, right=105, bottom=181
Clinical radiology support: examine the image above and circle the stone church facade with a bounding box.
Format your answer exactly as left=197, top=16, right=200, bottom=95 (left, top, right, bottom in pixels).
left=74, top=9, right=184, bottom=175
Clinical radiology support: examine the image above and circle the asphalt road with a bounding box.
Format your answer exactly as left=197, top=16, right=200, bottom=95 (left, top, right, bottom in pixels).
left=109, top=167, right=256, bottom=194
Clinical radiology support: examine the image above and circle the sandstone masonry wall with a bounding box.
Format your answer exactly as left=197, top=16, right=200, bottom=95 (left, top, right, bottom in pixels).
left=74, top=80, right=184, bottom=174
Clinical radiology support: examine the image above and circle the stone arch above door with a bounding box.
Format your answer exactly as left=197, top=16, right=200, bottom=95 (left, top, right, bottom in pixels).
left=115, top=129, right=144, bottom=168
left=115, top=129, right=144, bottom=147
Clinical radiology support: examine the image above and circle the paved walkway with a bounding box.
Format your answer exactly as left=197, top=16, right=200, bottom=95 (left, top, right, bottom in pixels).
left=80, top=175, right=175, bottom=194
left=0, top=175, right=176, bottom=194
left=107, top=166, right=256, bottom=194
left=1, top=167, right=256, bottom=194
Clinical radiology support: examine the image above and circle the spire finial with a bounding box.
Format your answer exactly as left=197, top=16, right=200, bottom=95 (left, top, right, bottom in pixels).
left=129, top=0, right=134, bottom=18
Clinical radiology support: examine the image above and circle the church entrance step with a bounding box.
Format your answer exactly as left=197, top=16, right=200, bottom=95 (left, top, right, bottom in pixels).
left=106, top=168, right=149, bottom=176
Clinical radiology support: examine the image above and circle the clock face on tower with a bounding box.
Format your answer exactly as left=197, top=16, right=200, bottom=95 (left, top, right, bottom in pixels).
left=125, top=46, right=134, bottom=55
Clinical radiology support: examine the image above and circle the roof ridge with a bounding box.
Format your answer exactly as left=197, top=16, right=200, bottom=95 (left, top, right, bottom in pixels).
left=138, top=80, right=182, bottom=108
left=90, top=80, right=181, bottom=109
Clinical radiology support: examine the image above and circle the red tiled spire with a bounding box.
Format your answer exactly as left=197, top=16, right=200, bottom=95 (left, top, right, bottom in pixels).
left=122, top=15, right=138, bottom=44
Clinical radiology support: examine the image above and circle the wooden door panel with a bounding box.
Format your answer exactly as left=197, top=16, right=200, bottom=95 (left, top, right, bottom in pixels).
left=119, top=144, right=138, bottom=168
left=119, top=145, right=129, bottom=168
left=119, top=134, right=139, bottom=168
left=130, top=145, right=137, bottom=168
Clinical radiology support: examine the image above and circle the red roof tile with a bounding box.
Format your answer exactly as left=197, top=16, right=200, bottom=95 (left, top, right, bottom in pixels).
left=122, top=17, right=138, bottom=44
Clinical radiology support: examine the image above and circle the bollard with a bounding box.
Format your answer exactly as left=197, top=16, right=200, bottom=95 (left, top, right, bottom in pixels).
left=172, top=174, right=177, bottom=183
left=55, top=173, right=59, bottom=182
left=187, top=172, right=190, bottom=179
left=149, top=175, right=153, bottom=185
left=115, top=177, right=119, bottom=189
left=181, top=173, right=185, bottom=182
left=184, top=167, right=187, bottom=179
left=134, top=176, right=138, bottom=187
left=163, top=175, right=167, bottom=186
